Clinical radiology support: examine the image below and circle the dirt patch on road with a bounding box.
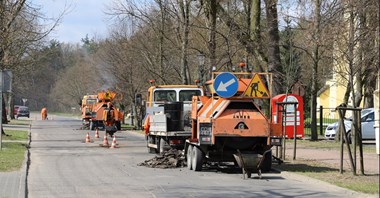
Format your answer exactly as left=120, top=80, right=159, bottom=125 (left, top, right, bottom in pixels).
left=138, top=149, right=186, bottom=168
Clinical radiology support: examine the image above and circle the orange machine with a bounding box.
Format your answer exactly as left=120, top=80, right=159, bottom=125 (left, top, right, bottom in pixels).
left=80, top=94, right=97, bottom=127
left=185, top=72, right=282, bottom=178
left=90, top=90, right=124, bottom=137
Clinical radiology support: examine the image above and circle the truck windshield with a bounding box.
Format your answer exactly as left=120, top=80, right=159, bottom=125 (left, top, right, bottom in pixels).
left=179, top=90, right=202, bottom=102
left=87, top=99, right=97, bottom=105
left=154, top=90, right=176, bottom=102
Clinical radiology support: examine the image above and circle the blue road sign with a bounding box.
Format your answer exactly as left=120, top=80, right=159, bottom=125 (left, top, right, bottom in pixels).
left=213, top=72, right=239, bottom=98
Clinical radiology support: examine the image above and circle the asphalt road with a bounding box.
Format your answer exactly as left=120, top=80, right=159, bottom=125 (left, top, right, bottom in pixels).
left=27, top=116, right=363, bottom=198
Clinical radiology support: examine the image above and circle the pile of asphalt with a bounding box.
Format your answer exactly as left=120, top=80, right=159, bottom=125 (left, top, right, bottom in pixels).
left=138, top=149, right=187, bottom=168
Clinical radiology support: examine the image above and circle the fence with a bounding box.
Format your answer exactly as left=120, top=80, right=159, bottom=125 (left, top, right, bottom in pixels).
left=304, top=106, right=340, bottom=137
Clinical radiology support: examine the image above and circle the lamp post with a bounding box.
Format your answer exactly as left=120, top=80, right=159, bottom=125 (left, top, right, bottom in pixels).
left=197, top=53, right=205, bottom=85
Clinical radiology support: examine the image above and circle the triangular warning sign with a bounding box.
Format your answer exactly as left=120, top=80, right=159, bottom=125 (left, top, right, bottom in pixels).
left=243, top=74, right=270, bottom=98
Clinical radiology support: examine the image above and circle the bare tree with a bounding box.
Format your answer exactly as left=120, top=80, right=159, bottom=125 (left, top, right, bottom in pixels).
left=0, top=0, right=63, bottom=135
left=177, top=0, right=192, bottom=84
left=49, top=45, right=104, bottom=112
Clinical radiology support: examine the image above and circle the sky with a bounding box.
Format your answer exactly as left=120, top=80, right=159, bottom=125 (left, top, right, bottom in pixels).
left=32, top=0, right=113, bottom=44
left=30, top=0, right=298, bottom=44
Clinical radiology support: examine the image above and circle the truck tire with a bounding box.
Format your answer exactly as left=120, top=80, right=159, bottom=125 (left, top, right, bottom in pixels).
left=192, top=146, right=203, bottom=171
left=147, top=136, right=156, bottom=154
left=159, top=138, right=167, bottom=155
left=156, top=138, right=161, bottom=154
left=261, top=150, right=272, bottom=172
left=187, top=145, right=193, bottom=170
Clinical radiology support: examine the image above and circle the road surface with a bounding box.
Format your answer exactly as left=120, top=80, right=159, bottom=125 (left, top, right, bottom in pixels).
left=27, top=116, right=363, bottom=198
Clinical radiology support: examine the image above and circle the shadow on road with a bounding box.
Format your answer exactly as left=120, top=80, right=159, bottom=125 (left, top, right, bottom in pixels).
left=273, top=162, right=339, bottom=172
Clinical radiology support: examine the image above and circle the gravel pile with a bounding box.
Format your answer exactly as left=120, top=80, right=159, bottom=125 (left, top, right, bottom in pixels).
left=138, top=149, right=187, bottom=168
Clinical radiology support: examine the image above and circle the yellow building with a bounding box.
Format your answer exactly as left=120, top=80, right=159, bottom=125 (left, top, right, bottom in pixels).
left=317, top=72, right=348, bottom=119
left=317, top=70, right=366, bottom=119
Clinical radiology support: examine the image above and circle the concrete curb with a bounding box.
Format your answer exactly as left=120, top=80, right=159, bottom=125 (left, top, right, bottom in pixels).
left=18, top=124, right=31, bottom=198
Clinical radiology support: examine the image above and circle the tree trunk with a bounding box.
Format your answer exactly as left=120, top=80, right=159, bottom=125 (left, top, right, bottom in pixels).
left=310, top=0, right=321, bottom=141
left=205, top=0, right=217, bottom=80
left=1, top=94, right=8, bottom=135
left=159, top=0, right=165, bottom=84
left=250, top=0, right=261, bottom=68
left=264, top=0, right=283, bottom=96
left=310, top=56, right=319, bottom=141
left=179, top=0, right=190, bottom=85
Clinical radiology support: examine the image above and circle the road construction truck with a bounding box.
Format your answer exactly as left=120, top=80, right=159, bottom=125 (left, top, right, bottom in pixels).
left=143, top=85, right=204, bottom=154
left=185, top=72, right=283, bottom=178
left=80, top=94, right=97, bottom=128
left=90, top=90, right=124, bottom=137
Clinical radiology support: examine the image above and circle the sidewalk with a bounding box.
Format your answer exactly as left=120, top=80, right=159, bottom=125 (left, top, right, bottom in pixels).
left=0, top=153, right=28, bottom=198
left=0, top=124, right=30, bottom=198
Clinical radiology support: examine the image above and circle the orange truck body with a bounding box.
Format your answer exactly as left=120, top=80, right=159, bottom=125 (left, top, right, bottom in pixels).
left=80, top=95, right=97, bottom=126
left=186, top=72, right=283, bottom=176
left=89, top=91, right=124, bottom=136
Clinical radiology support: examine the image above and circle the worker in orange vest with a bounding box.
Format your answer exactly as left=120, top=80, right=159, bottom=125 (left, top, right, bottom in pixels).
left=41, top=107, right=48, bottom=120
left=102, top=103, right=114, bottom=125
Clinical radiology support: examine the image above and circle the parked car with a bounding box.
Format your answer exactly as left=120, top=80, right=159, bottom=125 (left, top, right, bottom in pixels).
left=15, top=106, right=30, bottom=119
left=325, top=108, right=375, bottom=142
left=14, top=105, right=20, bottom=116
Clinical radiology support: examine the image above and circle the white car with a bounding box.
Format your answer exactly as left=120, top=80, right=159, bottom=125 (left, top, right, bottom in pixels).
left=324, top=108, right=375, bottom=141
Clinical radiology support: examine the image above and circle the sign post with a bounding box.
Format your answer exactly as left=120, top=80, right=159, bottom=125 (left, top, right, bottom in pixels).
left=22, top=98, right=28, bottom=106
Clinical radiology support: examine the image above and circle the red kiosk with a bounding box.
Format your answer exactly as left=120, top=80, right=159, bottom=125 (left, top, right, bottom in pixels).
left=272, top=94, right=304, bottom=138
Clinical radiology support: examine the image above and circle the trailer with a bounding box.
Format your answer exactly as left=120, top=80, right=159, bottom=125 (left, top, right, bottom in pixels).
left=185, top=72, right=283, bottom=178
left=90, top=91, right=123, bottom=137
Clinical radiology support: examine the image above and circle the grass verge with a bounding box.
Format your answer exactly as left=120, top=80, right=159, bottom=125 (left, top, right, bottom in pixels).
left=2, top=129, right=28, bottom=141
left=121, top=124, right=136, bottom=130
left=273, top=157, right=379, bottom=194
left=0, top=142, right=27, bottom=172
left=286, top=139, right=376, bottom=153
left=7, top=119, right=31, bottom=126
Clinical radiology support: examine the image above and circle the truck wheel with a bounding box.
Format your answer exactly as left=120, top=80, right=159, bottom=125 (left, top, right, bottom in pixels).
left=147, top=136, right=155, bottom=154
left=261, top=150, right=272, bottom=172
left=159, top=138, right=167, bottom=155
left=187, top=145, right=193, bottom=170
left=192, top=146, right=203, bottom=171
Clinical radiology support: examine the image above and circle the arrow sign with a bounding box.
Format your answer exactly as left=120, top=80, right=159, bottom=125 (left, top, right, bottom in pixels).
left=213, top=72, right=239, bottom=98
left=217, top=78, right=236, bottom=91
